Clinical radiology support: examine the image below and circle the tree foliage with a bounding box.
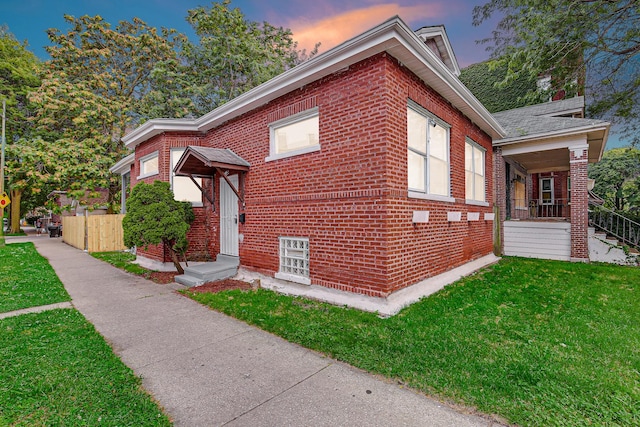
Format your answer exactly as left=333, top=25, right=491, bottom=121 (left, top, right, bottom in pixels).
left=0, top=27, right=45, bottom=232
left=459, top=60, right=543, bottom=113
left=123, top=181, right=195, bottom=274
left=6, top=2, right=318, bottom=219
left=28, top=15, right=186, bottom=210
left=181, top=0, right=318, bottom=115
left=473, top=0, right=640, bottom=144
left=588, top=147, right=640, bottom=211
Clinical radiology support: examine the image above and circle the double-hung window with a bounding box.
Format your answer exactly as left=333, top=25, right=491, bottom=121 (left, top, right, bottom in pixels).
left=465, top=138, right=486, bottom=203
left=170, top=148, right=202, bottom=206
left=267, top=108, right=319, bottom=161
left=407, top=102, right=450, bottom=198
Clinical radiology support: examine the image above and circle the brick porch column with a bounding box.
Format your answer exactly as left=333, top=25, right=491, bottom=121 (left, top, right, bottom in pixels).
left=569, top=145, right=589, bottom=262
left=493, top=147, right=506, bottom=256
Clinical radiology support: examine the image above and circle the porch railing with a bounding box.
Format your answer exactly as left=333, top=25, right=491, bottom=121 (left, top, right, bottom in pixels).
left=509, top=199, right=570, bottom=220
left=588, top=202, right=640, bottom=250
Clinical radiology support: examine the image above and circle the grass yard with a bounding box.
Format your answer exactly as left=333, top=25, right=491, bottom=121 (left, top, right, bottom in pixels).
left=0, top=309, right=171, bottom=426
left=91, top=251, right=149, bottom=276
left=0, top=243, right=71, bottom=313
left=184, top=257, right=640, bottom=427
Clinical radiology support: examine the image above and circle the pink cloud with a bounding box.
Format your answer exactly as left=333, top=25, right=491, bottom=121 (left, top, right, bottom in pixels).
left=288, top=3, right=447, bottom=54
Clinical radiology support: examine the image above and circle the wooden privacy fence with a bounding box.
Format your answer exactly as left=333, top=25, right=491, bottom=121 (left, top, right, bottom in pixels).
left=62, top=214, right=127, bottom=252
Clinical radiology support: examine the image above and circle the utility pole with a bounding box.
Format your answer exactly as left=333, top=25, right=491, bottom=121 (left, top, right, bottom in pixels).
left=0, top=99, right=6, bottom=247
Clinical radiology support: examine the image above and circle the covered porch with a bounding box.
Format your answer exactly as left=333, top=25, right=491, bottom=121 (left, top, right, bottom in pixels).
left=492, top=97, right=609, bottom=262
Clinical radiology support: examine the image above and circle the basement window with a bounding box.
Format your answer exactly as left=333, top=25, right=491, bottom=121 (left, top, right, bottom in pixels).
left=275, top=237, right=310, bottom=285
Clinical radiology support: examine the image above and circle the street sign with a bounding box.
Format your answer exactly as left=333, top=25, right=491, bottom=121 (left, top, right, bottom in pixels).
left=0, top=192, right=10, bottom=208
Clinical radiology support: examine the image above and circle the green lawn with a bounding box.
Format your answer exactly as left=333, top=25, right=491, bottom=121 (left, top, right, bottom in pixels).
left=91, top=251, right=150, bottom=276
left=0, top=309, right=171, bottom=426
left=0, top=242, right=171, bottom=425
left=0, top=243, right=71, bottom=313
left=183, top=257, right=640, bottom=427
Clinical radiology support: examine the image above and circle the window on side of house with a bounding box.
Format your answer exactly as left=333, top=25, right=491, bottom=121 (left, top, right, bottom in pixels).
left=138, top=151, right=159, bottom=179
left=170, top=148, right=202, bottom=206
left=465, top=138, right=486, bottom=203
left=407, top=102, right=451, bottom=198
left=568, top=176, right=571, bottom=203
left=540, top=177, right=554, bottom=205
left=267, top=108, right=319, bottom=161
left=275, top=237, right=310, bottom=285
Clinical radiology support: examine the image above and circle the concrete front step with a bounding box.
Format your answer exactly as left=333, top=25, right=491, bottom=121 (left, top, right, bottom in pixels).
left=175, top=255, right=239, bottom=287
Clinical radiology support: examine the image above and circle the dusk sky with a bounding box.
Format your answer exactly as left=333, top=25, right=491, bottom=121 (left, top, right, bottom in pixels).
left=2, top=0, right=499, bottom=67
left=1, top=0, right=627, bottom=147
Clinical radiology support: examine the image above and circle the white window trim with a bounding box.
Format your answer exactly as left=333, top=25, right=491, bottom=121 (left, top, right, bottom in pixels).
left=407, top=100, right=451, bottom=197
left=137, top=151, right=159, bottom=179
left=464, top=138, right=487, bottom=204
left=408, top=191, right=455, bottom=203
left=170, top=148, right=203, bottom=207
left=465, top=199, right=490, bottom=207
left=266, top=107, right=320, bottom=162
left=540, top=177, right=554, bottom=205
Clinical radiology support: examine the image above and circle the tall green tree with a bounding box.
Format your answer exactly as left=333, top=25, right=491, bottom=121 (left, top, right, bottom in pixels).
left=0, top=27, right=43, bottom=233
left=29, top=15, right=187, bottom=210
left=588, top=147, right=640, bottom=211
left=181, top=0, right=318, bottom=115
left=123, top=181, right=194, bottom=274
left=473, top=0, right=639, bottom=144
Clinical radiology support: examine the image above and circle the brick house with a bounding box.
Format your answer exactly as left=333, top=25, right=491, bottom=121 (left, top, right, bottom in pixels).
left=113, top=17, right=506, bottom=315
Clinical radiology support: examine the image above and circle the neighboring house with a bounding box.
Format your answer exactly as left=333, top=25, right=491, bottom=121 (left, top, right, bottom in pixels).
left=47, top=189, right=110, bottom=222
left=115, top=17, right=505, bottom=315
left=493, top=96, right=609, bottom=261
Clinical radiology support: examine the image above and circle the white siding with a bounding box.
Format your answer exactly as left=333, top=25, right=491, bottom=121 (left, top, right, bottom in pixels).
left=504, top=221, right=571, bottom=261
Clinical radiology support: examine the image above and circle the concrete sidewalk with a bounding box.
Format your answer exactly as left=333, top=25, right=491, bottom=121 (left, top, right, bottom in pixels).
left=23, top=236, right=499, bottom=426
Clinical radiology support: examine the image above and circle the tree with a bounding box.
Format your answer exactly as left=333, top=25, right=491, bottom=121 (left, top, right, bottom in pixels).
left=180, top=0, right=318, bottom=115
left=588, top=147, right=640, bottom=211
left=123, top=181, right=195, bottom=274
left=459, top=60, right=543, bottom=113
left=473, top=0, right=640, bottom=144
left=0, top=27, right=43, bottom=233
left=29, top=15, right=188, bottom=211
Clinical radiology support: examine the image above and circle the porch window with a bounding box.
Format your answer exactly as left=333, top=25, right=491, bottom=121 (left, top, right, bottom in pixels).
left=540, top=177, right=554, bottom=205
left=407, top=102, right=450, bottom=198
left=138, top=151, right=159, bottom=179
left=514, top=173, right=526, bottom=209
left=275, top=237, right=310, bottom=285
left=465, top=139, right=486, bottom=203
left=267, top=108, right=319, bottom=161
left=171, top=148, right=202, bottom=206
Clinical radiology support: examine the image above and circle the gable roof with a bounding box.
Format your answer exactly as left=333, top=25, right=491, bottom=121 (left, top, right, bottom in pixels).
left=122, top=16, right=505, bottom=149
left=174, top=146, right=250, bottom=178
left=414, top=25, right=460, bottom=76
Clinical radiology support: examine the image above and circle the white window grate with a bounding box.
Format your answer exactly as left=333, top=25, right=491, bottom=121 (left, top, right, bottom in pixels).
left=279, top=237, right=309, bottom=278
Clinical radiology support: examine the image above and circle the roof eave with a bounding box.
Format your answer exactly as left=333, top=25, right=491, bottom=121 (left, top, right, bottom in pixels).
left=493, top=123, right=610, bottom=146
left=123, top=16, right=505, bottom=147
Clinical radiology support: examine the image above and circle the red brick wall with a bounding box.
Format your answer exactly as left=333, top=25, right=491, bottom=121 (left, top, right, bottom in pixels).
left=569, top=148, right=589, bottom=260
left=131, top=53, right=494, bottom=295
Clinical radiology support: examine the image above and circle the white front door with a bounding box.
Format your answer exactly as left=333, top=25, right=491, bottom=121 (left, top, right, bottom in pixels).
left=220, top=175, right=239, bottom=256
